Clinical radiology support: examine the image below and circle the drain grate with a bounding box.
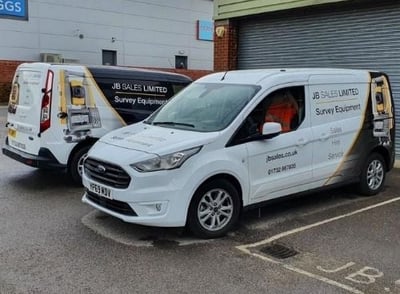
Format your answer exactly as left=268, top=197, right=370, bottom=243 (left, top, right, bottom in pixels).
left=260, top=243, right=298, bottom=259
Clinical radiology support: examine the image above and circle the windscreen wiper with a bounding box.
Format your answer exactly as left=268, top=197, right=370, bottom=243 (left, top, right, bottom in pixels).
left=152, top=121, right=195, bottom=128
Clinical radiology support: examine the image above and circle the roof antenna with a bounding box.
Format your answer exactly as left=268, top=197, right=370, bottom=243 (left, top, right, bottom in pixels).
left=221, top=71, right=228, bottom=81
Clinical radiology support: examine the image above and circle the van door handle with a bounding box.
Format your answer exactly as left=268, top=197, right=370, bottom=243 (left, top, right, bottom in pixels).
left=296, top=138, right=308, bottom=146
left=320, top=133, right=330, bottom=141
left=57, top=112, right=68, bottom=119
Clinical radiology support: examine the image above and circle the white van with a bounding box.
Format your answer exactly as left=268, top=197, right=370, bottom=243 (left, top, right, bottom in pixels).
left=2, top=63, right=191, bottom=184
left=81, top=68, right=395, bottom=238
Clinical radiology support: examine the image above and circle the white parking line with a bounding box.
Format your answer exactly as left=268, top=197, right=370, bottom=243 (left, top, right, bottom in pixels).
left=236, top=197, right=400, bottom=294
left=283, top=264, right=364, bottom=294
left=238, top=197, right=400, bottom=249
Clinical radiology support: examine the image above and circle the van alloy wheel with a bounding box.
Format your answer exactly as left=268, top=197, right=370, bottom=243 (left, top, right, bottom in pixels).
left=358, top=153, right=386, bottom=196
left=366, top=159, right=384, bottom=191
left=197, top=188, right=234, bottom=232
left=188, top=179, right=240, bottom=239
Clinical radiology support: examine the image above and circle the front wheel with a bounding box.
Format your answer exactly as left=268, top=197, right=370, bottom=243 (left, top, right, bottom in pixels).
left=68, top=145, right=91, bottom=186
left=187, top=179, right=241, bottom=239
left=357, top=153, right=386, bottom=196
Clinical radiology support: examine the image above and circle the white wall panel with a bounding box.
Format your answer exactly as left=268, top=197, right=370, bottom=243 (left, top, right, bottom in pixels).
left=1, top=31, right=39, bottom=48
left=0, top=0, right=213, bottom=70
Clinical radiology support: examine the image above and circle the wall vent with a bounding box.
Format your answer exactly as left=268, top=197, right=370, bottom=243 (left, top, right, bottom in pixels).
left=40, top=53, right=63, bottom=63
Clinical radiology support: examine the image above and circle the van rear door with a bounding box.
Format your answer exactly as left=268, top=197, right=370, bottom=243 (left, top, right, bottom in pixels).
left=6, top=63, right=50, bottom=156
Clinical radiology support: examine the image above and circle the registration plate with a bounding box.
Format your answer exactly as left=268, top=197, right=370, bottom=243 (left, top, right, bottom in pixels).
left=8, top=128, right=16, bottom=138
left=89, top=182, right=112, bottom=199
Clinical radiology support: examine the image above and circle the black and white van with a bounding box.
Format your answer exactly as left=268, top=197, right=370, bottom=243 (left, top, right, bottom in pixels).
left=81, top=68, right=395, bottom=238
left=2, top=63, right=192, bottom=183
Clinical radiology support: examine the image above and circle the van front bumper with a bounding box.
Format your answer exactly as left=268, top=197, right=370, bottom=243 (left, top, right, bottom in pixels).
left=81, top=167, right=192, bottom=227
left=82, top=190, right=185, bottom=227
left=2, top=138, right=65, bottom=169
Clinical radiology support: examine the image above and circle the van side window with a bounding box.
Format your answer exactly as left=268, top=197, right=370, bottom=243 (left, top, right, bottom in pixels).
left=230, top=86, right=305, bottom=145
left=263, top=86, right=305, bottom=133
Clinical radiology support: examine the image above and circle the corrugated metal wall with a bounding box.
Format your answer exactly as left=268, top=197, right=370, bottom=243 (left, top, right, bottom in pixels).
left=237, top=1, right=400, bottom=156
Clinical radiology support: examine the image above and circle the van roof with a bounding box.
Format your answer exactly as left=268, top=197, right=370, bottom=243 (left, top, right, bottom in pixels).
left=86, top=65, right=192, bottom=83
left=18, top=63, right=192, bottom=83
left=198, top=68, right=375, bottom=84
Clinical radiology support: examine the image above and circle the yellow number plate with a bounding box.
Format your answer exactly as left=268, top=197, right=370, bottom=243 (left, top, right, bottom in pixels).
left=8, top=129, right=16, bottom=138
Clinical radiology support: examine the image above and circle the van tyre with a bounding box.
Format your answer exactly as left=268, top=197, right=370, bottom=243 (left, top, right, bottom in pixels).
left=358, top=153, right=386, bottom=196
left=187, top=179, right=240, bottom=239
left=68, top=145, right=91, bottom=186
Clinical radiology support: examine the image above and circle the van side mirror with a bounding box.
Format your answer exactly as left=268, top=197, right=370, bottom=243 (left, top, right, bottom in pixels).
left=261, top=122, right=281, bottom=139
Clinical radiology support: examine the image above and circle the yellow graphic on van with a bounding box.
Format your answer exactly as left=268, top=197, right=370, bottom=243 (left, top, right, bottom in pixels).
left=7, top=82, right=19, bottom=114
left=59, top=70, right=67, bottom=125
left=371, top=75, right=393, bottom=145
left=59, top=69, right=102, bottom=143
left=83, top=67, right=126, bottom=126
left=70, top=80, right=85, bottom=106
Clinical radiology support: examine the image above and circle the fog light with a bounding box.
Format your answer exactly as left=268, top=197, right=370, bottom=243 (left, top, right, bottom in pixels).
left=133, top=201, right=168, bottom=216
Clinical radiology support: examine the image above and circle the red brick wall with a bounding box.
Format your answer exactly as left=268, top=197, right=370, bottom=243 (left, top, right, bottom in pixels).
left=0, top=59, right=212, bottom=83
left=0, top=60, right=23, bottom=84
left=0, top=60, right=24, bottom=103
left=214, top=20, right=238, bottom=72
left=152, top=68, right=212, bottom=81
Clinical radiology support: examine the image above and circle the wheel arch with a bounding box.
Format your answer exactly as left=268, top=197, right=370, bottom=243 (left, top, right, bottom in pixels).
left=369, top=145, right=392, bottom=172
left=193, top=173, right=244, bottom=211
left=186, top=172, right=244, bottom=238
left=67, top=138, right=98, bottom=167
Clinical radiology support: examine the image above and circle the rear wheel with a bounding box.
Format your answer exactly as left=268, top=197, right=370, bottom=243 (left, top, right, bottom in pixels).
left=68, top=145, right=91, bottom=186
left=357, top=153, right=386, bottom=196
left=187, top=179, right=240, bottom=239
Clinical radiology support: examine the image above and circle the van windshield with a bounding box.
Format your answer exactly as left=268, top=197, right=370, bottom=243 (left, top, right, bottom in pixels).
left=145, top=83, right=260, bottom=132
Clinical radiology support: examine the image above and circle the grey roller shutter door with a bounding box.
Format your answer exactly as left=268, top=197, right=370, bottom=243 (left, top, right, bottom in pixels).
left=238, top=1, right=400, bottom=157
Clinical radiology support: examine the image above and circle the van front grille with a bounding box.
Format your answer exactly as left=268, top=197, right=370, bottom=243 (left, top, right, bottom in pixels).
left=84, top=157, right=131, bottom=189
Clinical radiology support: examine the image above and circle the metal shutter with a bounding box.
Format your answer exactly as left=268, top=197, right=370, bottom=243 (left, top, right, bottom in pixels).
left=238, top=1, right=400, bottom=156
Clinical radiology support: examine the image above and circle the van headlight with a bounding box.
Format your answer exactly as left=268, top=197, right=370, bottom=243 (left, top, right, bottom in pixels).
left=131, top=146, right=202, bottom=172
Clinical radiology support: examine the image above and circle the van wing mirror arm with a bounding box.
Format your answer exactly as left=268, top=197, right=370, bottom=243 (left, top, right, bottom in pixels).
left=261, top=132, right=280, bottom=140
left=238, top=132, right=279, bottom=144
